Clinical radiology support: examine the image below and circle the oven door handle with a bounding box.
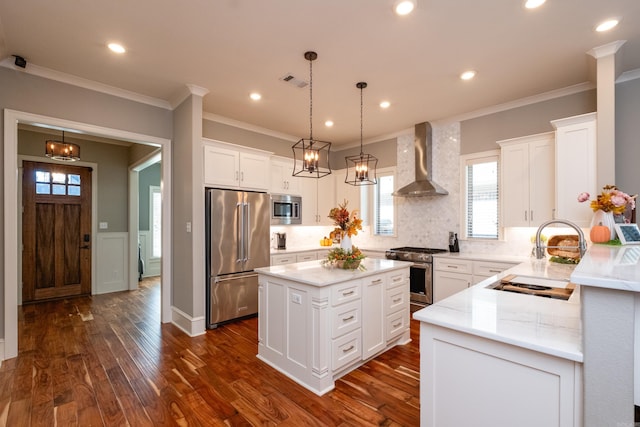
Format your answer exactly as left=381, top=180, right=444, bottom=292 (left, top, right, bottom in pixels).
left=411, top=263, right=430, bottom=270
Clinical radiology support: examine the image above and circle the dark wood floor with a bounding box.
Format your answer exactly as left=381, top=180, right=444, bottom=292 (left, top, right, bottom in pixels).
left=0, top=277, right=420, bottom=426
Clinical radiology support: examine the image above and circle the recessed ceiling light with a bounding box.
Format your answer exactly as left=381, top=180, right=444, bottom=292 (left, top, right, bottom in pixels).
left=107, top=43, right=126, bottom=54
left=394, top=0, right=416, bottom=16
left=524, top=0, right=545, bottom=9
left=460, top=70, right=476, bottom=81
left=325, top=120, right=334, bottom=127
left=380, top=101, right=391, bottom=109
left=249, top=92, right=262, bottom=101
left=596, top=19, right=620, bottom=32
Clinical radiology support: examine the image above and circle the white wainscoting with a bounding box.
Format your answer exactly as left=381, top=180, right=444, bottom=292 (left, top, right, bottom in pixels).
left=138, top=231, right=161, bottom=278
left=96, top=232, right=129, bottom=294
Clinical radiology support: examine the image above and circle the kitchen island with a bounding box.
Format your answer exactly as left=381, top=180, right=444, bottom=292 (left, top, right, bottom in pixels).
left=255, top=258, right=411, bottom=395
left=413, top=259, right=583, bottom=427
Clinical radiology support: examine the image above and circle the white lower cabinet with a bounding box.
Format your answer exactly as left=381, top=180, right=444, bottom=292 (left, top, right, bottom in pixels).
left=270, top=254, right=297, bottom=265
left=257, top=267, right=410, bottom=395
left=434, top=257, right=517, bottom=303
left=421, top=323, right=582, bottom=427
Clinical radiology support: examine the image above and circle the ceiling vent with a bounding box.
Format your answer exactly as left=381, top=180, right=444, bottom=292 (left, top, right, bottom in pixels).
left=280, top=73, right=308, bottom=88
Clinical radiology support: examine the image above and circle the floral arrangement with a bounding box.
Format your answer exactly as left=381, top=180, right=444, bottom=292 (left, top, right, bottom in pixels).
left=321, top=246, right=366, bottom=270
left=577, top=185, right=636, bottom=215
left=328, top=199, right=363, bottom=237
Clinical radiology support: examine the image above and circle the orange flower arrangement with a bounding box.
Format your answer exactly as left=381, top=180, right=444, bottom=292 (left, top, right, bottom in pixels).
left=328, top=200, right=363, bottom=237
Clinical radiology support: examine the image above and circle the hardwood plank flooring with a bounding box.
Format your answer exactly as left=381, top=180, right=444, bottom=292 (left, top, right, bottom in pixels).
left=0, top=277, right=420, bottom=426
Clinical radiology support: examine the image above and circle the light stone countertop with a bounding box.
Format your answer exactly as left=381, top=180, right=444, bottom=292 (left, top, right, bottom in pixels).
left=255, top=258, right=412, bottom=287
left=413, top=258, right=583, bottom=362
left=432, top=252, right=530, bottom=264
left=270, top=246, right=388, bottom=255
left=571, top=244, right=640, bottom=292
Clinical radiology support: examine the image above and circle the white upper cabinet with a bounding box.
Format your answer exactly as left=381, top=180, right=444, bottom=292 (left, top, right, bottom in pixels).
left=499, top=132, right=555, bottom=228
left=552, top=113, right=597, bottom=228
left=203, top=139, right=271, bottom=191
left=300, top=174, right=336, bottom=225
left=269, top=156, right=301, bottom=195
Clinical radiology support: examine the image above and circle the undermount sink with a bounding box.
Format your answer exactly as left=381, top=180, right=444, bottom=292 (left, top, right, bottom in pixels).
left=488, top=274, right=575, bottom=301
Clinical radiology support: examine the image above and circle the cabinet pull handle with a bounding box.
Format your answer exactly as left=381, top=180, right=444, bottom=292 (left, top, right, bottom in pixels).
left=392, top=276, right=402, bottom=282
left=241, top=171, right=244, bottom=181
left=488, top=269, right=501, bottom=273
left=343, top=345, right=355, bottom=353
left=371, top=279, right=383, bottom=284
left=447, top=265, right=458, bottom=269
left=342, top=290, right=354, bottom=296
left=531, top=210, right=534, bottom=222
left=235, top=171, right=239, bottom=181
left=524, top=210, right=527, bottom=221
left=393, top=322, right=402, bottom=328
left=343, top=315, right=354, bottom=322
left=392, top=298, right=401, bottom=303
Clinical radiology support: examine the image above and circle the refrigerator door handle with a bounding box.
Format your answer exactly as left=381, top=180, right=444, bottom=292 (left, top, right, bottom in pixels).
left=244, top=202, right=250, bottom=262
left=236, top=202, right=243, bottom=263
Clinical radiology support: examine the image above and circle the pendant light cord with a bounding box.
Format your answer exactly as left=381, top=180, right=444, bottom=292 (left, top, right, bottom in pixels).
left=359, top=84, right=364, bottom=155
left=309, top=55, right=313, bottom=142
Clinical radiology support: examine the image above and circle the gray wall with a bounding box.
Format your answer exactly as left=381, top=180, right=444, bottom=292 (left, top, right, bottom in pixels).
left=331, top=138, right=397, bottom=170
left=203, top=119, right=294, bottom=157
left=0, top=67, right=173, bottom=337
left=615, top=78, right=640, bottom=209
left=18, top=129, right=130, bottom=232
left=139, top=163, right=161, bottom=231
left=460, top=90, right=596, bottom=154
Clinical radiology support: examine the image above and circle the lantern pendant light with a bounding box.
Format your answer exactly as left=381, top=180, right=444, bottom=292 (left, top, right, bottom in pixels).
left=292, top=51, right=332, bottom=178
left=45, top=131, right=81, bottom=162
left=345, top=82, right=378, bottom=186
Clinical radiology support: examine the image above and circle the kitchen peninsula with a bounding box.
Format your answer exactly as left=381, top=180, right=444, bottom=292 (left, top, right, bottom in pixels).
left=255, top=258, right=411, bottom=395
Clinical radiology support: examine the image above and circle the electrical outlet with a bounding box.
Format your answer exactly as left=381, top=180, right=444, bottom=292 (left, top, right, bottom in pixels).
left=99, top=222, right=108, bottom=229
left=186, top=222, right=191, bottom=233
left=290, top=293, right=302, bottom=304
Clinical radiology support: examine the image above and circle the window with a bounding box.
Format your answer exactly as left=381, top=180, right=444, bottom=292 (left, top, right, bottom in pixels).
left=35, top=170, right=81, bottom=196
left=371, top=168, right=396, bottom=236
left=461, top=151, right=499, bottom=240
left=150, top=186, right=162, bottom=258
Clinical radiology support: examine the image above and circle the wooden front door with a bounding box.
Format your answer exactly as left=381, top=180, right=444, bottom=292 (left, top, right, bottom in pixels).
left=22, top=161, right=92, bottom=302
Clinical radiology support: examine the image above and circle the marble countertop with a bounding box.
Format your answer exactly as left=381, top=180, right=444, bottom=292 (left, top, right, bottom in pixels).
left=571, top=244, right=640, bottom=292
left=413, top=258, right=583, bottom=362
left=432, top=252, right=530, bottom=264
left=270, top=246, right=388, bottom=255
left=255, top=258, right=412, bottom=287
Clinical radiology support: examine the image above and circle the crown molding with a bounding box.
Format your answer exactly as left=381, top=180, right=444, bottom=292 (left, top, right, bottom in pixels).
left=202, top=112, right=299, bottom=142
left=443, top=81, right=596, bottom=123
left=0, top=57, right=172, bottom=110
left=587, top=40, right=626, bottom=59
left=616, top=68, right=640, bottom=84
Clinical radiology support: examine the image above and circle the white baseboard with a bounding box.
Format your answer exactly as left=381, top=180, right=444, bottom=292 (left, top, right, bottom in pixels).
left=171, top=306, right=206, bottom=337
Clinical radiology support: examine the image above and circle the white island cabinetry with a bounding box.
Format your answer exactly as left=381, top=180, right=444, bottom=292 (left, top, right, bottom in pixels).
left=256, top=259, right=410, bottom=395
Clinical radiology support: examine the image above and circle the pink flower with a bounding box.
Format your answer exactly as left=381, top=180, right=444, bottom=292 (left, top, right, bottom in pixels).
left=610, top=194, right=627, bottom=207
left=577, top=192, right=590, bottom=203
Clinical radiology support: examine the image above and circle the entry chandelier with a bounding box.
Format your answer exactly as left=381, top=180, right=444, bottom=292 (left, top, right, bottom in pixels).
left=45, top=131, right=80, bottom=162
left=345, top=82, right=378, bottom=186
left=292, top=51, right=332, bottom=178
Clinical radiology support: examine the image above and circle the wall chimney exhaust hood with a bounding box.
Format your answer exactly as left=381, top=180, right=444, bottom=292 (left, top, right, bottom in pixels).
left=393, top=122, right=448, bottom=197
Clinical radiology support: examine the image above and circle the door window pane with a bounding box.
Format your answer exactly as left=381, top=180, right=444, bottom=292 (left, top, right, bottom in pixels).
left=68, top=185, right=81, bottom=196
left=68, top=174, right=81, bottom=185
left=52, top=184, right=66, bottom=195
left=52, top=172, right=66, bottom=184
left=36, top=171, right=50, bottom=183
left=36, top=183, right=51, bottom=194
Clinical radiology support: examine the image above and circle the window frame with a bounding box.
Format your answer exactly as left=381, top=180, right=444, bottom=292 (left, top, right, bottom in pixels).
left=363, top=166, right=397, bottom=237
left=149, top=185, right=162, bottom=259
left=459, top=150, right=502, bottom=241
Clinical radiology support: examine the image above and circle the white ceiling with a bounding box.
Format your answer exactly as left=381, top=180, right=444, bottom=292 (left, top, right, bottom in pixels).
left=1, top=0, right=639, bottom=146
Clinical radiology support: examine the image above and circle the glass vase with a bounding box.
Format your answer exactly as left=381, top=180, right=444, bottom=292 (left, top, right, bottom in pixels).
left=590, top=209, right=616, bottom=241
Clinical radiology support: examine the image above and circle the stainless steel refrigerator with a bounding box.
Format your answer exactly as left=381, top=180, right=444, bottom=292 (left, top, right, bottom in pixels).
left=205, top=188, right=270, bottom=328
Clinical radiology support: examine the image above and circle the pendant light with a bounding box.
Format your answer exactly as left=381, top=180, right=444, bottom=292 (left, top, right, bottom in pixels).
left=345, top=82, right=378, bottom=186
left=45, top=131, right=80, bottom=162
left=292, top=51, right=332, bottom=178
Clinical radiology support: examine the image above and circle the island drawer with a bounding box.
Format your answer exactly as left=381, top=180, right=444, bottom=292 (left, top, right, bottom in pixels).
left=386, top=308, right=408, bottom=341
left=385, top=286, right=407, bottom=314
left=331, top=300, right=361, bottom=339
left=473, top=261, right=516, bottom=277
left=387, top=270, right=409, bottom=290
left=332, top=329, right=361, bottom=371
left=331, top=280, right=362, bottom=306
left=271, top=254, right=296, bottom=265
left=296, top=252, right=317, bottom=262
left=434, top=258, right=473, bottom=274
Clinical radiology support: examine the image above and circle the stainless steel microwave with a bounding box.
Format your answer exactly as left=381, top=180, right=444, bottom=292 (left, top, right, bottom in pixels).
left=271, top=194, right=302, bottom=225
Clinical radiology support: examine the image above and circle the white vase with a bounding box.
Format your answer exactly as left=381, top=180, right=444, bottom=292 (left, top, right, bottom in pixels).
left=340, top=234, right=352, bottom=251
left=590, top=210, right=616, bottom=241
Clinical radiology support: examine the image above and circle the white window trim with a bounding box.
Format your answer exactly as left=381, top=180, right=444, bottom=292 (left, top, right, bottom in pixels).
left=367, top=166, right=397, bottom=238
left=459, top=150, right=503, bottom=241
left=149, top=185, right=161, bottom=260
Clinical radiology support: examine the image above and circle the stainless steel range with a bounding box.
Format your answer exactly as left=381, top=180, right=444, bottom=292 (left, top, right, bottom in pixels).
left=385, top=247, right=448, bottom=305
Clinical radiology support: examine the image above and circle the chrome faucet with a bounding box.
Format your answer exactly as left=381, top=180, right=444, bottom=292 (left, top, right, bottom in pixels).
left=535, top=219, right=587, bottom=259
